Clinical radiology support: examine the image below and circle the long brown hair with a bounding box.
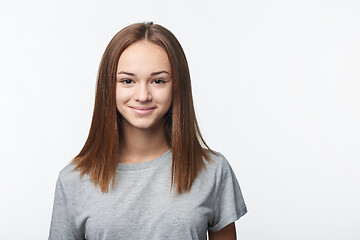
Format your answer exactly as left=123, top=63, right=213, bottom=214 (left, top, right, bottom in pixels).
left=71, top=22, right=218, bottom=194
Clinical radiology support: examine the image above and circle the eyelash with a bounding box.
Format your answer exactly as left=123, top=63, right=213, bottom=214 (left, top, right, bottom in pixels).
left=120, top=79, right=133, bottom=84
left=119, top=78, right=166, bottom=85
left=153, top=79, right=166, bottom=84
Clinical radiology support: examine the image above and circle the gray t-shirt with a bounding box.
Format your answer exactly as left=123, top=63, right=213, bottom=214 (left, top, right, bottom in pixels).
left=48, top=149, right=247, bottom=240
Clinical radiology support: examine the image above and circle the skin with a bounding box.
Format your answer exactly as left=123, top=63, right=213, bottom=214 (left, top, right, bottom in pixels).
left=116, top=40, right=172, bottom=163
left=208, top=222, right=237, bottom=240
left=116, top=40, right=237, bottom=239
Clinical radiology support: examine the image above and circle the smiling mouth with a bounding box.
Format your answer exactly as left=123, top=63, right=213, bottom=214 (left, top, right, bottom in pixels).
left=130, top=106, right=156, bottom=115
left=130, top=106, right=156, bottom=110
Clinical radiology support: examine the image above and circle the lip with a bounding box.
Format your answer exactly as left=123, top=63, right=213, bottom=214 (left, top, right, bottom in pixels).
left=130, top=106, right=155, bottom=115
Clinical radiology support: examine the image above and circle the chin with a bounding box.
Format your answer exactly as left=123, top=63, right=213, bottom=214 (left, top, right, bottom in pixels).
left=128, top=120, right=158, bottom=130
left=120, top=114, right=164, bottom=131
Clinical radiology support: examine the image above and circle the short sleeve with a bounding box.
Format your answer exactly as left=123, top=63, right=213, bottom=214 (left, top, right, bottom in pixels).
left=208, top=154, right=247, bottom=232
left=48, top=174, right=81, bottom=240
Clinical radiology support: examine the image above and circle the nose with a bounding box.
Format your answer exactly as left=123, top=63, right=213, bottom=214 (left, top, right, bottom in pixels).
left=135, top=82, right=152, bottom=102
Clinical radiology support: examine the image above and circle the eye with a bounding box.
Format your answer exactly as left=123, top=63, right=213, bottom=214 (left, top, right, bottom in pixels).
left=119, top=79, right=134, bottom=84
left=152, top=78, right=166, bottom=84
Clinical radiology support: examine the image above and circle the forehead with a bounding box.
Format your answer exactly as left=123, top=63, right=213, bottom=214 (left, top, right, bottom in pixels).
left=117, top=41, right=171, bottom=73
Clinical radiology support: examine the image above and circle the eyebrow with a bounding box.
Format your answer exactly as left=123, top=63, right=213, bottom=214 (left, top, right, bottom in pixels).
left=117, top=71, right=170, bottom=76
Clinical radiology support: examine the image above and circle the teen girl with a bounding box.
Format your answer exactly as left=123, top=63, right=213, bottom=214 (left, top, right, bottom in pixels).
left=49, top=22, right=247, bottom=240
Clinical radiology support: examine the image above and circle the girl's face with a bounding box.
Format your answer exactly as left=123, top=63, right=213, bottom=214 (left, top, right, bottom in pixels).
left=116, top=40, right=172, bottom=131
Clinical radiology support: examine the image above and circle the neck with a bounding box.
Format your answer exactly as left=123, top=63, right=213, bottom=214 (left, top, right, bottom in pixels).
left=119, top=118, right=170, bottom=163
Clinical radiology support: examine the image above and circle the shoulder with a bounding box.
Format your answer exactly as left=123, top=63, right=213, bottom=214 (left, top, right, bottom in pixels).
left=203, top=148, right=231, bottom=168
left=57, top=163, right=88, bottom=189
left=202, top=148, right=234, bottom=179
left=59, top=163, right=79, bottom=179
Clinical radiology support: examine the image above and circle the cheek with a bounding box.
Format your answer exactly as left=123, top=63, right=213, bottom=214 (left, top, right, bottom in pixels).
left=159, top=88, right=172, bottom=107
left=115, top=87, right=130, bottom=107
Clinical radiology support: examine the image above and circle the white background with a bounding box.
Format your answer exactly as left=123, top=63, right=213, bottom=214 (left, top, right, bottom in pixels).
left=0, top=0, right=359, bottom=239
